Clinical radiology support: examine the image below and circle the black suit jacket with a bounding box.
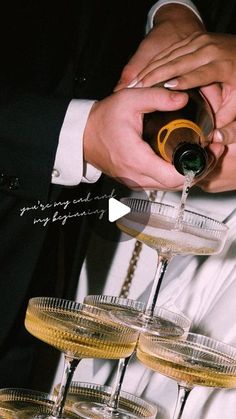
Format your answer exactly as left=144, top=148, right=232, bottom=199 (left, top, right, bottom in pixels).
left=0, top=0, right=155, bottom=389
left=194, top=0, right=236, bottom=33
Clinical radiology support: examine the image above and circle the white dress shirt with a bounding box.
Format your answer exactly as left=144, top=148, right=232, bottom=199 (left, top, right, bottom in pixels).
left=51, top=99, right=101, bottom=186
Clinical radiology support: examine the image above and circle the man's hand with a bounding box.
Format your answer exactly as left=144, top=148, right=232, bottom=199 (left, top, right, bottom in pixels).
left=83, top=87, right=193, bottom=190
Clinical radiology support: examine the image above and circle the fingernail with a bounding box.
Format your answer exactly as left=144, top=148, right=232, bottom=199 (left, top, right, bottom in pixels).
left=127, top=79, right=138, bottom=88
left=164, top=79, right=179, bottom=88
left=214, top=129, right=224, bottom=143
left=134, top=82, right=143, bottom=88
left=127, top=79, right=143, bottom=88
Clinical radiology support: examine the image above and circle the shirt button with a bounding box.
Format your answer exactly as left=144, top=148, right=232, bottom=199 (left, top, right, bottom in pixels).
left=8, top=177, right=20, bottom=190
left=74, top=74, right=87, bottom=85
left=52, top=168, right=60, bottom=178
left=0, top=173, right=6, bottom=186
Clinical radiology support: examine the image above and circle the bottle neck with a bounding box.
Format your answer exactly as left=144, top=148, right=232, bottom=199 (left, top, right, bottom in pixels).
left=173, top=143, right=208, bottom=176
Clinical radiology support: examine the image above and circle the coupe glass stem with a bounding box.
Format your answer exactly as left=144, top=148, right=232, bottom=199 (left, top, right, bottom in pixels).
left=145, top=253, right=171, bottom=317
left=106, top=356, right=131, bottom=412
left=172, top=385, right=191, bottom=419
left=52, top=355, right=80, bottom=417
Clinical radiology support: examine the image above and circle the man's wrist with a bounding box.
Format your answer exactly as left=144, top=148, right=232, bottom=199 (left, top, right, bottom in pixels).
left=153, top=3, right=205, bottom=36
left=147, top=0, right=203, bottom=32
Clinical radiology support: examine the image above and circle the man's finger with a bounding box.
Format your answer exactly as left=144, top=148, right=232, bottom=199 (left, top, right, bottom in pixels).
left=215, top=93, right=236, bottom=127
left=120, top=86, right=188, bottom=113
left=214, top=120, right=236, bottom=145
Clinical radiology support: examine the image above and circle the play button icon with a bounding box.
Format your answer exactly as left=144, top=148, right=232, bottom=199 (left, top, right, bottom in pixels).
left=108, top=198, right=131, bottom=222
left=86, top=175, right=150, bottom=242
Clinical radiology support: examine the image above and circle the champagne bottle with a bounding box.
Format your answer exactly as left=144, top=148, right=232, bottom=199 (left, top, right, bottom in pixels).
left=143, top=88, right=215, bottom=176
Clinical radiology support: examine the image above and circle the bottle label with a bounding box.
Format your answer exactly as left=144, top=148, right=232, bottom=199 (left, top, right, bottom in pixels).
left=157, top=119, right=204, bottom=162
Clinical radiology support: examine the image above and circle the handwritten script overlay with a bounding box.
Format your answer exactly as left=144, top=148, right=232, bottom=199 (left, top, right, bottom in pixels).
left=19, top=190, right=116, bottom=226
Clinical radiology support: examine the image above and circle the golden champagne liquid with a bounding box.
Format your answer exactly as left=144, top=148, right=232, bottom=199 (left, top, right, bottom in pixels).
left=117, top=213, right=220, bottom=256
left=137, top=345, right=236, bottom=388
left=25, top=305, right=137, bottom=360
left=0, top=404, right=78, bottom=418
left=0, top=407, right=17, bottom=419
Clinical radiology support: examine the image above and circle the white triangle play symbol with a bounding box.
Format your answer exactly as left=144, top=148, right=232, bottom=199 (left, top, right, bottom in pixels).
left=108, top=198, right=131, bottom=222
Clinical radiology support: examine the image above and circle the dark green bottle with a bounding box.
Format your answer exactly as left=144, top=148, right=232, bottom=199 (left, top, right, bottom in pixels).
left=143, top=88, right=215, bottom=176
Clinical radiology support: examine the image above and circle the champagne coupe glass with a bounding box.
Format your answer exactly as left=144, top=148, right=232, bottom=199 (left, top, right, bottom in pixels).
left=0, top=388, right=77, bottom=418
left=24, top=297, right=139, bottom=419
left=82, top=295, right=190, bottom=418
left=136, top=332, right=236, bottom=419
left=115, top=198, right=228, bottom=330
left=54, top=381, right=157, bottom=419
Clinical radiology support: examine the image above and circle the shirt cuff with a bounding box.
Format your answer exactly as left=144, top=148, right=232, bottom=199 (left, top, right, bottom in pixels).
left=146, top=0, right=203, bottom=32
left=52, top=99, right=102, bottom=186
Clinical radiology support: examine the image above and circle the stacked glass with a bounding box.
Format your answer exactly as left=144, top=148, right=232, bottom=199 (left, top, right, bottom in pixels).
left=0, top=198, right=232, bottom=419
left=0, top=296, right=186, bottom=418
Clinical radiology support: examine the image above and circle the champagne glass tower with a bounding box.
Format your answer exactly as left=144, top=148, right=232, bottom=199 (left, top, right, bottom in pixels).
left=82, top=295, right=190, bottom=418
left=115, top=198, right=228, bottom=331
left=24, top=297, right=139, bottom=418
